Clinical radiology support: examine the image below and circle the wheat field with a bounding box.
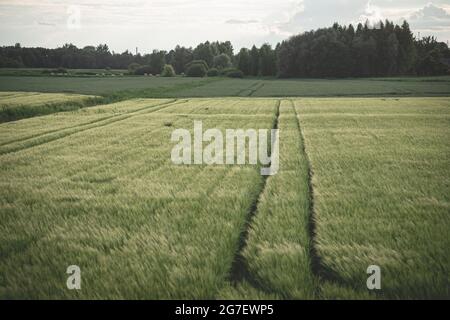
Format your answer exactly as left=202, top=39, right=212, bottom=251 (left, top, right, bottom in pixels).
left=0, top=95, right=448, bottom=299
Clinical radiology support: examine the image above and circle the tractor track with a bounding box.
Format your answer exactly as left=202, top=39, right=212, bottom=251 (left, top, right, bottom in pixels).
left=228, top=99, right=280, bottom=292
left=236, top=81, right=261, bottom=97
left=291, top=99, right=324, bottom=289
left=0, top=99, right=178, bottom=148
left=248, top=83, right=265, bottom=97
left=0, top=99, right=185, bottom=156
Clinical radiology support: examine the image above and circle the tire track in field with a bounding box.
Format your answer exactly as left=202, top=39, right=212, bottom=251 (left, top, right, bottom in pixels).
left=235, top=81, right=261, bottom=97
left=0, top=99, right=186, bottom=156
left=228, top=99, right=281, bottom=290
left=0, top=99, right=177, bottom=148
left=248, top=83, right=265, bottom=97
left=291, top=99, right=326, bottom=289
left=0, top=115, right=114, bottom=148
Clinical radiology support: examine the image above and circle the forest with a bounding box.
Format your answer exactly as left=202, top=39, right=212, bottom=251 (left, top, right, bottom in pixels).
left=1, top=20, right=449, bottom=78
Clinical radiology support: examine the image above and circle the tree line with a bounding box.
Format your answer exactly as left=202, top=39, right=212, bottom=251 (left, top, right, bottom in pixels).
left=277, top=21, right=449, bottom=77
left=1, top=20, right=449, bottom=77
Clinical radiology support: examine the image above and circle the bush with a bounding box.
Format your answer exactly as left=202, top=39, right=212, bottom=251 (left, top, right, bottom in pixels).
left=185, top=60, right=209, bottom=71
left=220, top=68, right=244, bottom=78
left=219, top=67, right=235, bottom=76
left=82, top=72, right=97, bottom=76
left=226, top=70, right=244, bottom=78
left=127, top=62, right=141, bottom=74
left=161, top=64, right=176, bottom=77
left=53, top=67, right=68, bottom=74
left=213, top=53, right=231, bottom=69
left=134, top=65, right=152, bottom=75
left=186, top=63, right=207, bottom=77
left=207, top=68, right=219, bottom=77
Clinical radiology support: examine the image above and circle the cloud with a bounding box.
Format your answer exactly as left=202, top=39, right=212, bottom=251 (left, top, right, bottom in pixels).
left=225, top=19, right=259, bottom=25
left=38, top=21, right=57, bottom=26
left=1, top=1, right=449, bottom=52
left=276, top=1, right=450, bottom=41
left=358, top=1, right=385, bottom=26
left=408, top=3, right=450, bottom=30
left=277, top=0, right=364, bottom=33
left=410, top=3, right=450, bottom=19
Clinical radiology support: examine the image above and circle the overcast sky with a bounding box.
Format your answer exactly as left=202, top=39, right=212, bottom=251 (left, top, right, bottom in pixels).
left=1, top=0, right=449, bottom=53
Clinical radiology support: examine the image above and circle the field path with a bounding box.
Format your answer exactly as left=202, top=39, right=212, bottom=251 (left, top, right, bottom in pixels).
left=228, top=100, right=281, bottom=285
left=291, top=100, right=325, bottom=294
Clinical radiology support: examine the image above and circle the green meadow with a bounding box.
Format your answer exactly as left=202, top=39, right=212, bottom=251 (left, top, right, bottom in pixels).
left=0, top=75, right=449, bottom=97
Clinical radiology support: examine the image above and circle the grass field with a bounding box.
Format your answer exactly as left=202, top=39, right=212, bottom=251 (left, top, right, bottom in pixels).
left=0, top=95, right=448, bottom=299
left=0, top=75, right=449, bottom=97
left=0, top=76, right=210, bottom=95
